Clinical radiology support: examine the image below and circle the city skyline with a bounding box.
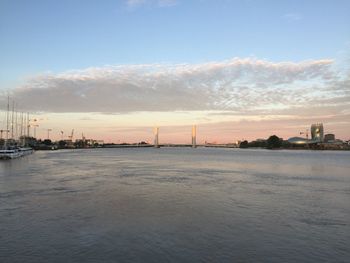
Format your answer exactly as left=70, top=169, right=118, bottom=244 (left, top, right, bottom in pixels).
left=1, top=0, right=349, bottom=143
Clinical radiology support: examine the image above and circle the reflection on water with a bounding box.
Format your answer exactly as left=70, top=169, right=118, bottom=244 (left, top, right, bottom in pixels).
left=1, top=148, right=349, bottom=262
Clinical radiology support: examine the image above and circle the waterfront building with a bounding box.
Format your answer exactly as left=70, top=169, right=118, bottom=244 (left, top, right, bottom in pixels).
left=287, top=137, right=309, bottom=145
left=324, top=134, right=335, bottom=143
left=311, top=123, right=324, bottom=142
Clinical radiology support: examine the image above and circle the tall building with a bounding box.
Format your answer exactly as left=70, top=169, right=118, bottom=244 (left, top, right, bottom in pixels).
left=154, top=127, right=159, bottom=148
left=311, top=123, right=324, bottom=142
left=192, top=125, right=197, bottom=148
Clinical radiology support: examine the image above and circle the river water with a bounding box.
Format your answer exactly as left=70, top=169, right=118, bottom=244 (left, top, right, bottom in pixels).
left=0, top=148, right=349, bottom=262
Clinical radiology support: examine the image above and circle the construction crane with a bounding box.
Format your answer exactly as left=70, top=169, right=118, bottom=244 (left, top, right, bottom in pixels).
left=68, top=129, right=74, bottom=142
left=81, top=132, right=86, bottom=148
left=300, top=129, right=309, bottom=140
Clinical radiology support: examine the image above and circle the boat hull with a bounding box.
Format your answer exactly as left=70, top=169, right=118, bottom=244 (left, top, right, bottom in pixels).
left=0, top=148, right=34, bottom=160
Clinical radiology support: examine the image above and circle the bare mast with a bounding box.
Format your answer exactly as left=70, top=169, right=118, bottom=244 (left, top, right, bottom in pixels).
left=5, top=95, right=9, bottom=149
left=11, top=100, right=14, bottom=140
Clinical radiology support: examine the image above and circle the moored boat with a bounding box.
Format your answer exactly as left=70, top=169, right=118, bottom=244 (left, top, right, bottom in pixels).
left=19, top=147, right=34, bottom=156
left=0, top=148, right=22, bottom=159
left=0, top=147, right=34, bottom=159
left=0, top=95, right=34, bottom=160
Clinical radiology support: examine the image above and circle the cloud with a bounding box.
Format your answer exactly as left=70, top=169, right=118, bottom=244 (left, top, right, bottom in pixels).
left=283, top=13, right=302, bottom=21
left=3, top=58, right=349, bottom=120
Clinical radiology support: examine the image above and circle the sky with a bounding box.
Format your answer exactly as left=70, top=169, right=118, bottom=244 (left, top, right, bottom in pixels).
left=0, top=0, right=349, bottom=143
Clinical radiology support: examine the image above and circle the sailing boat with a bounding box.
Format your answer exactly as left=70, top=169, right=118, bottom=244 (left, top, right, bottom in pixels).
left=0, top=96, right=33, bottom=159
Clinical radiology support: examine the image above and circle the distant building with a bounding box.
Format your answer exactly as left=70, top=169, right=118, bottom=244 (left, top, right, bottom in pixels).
left=288, top=137, right=309, bottom=145
left=311, top=123, right=324, bottom=142
left=324, top=134, right=335, bottom=143
left=96, top=140, right=104, bottom=145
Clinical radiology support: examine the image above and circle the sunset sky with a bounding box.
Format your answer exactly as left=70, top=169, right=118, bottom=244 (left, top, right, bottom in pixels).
left=1, top=0, right=349, bottom=143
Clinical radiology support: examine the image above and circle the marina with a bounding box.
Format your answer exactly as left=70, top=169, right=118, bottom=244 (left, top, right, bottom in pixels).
left=0, top=96, right=33, bottom=160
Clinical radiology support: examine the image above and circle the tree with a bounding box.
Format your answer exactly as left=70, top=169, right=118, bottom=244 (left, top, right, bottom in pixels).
left=248, top=140, right=267, bottom=148
left=58, top=140, right=67, bottom=148
left=42, top=139, right=52, bottom=146
left=267, top=135, right=282, bottom=149
left=239, top=140, right=249, bottom=148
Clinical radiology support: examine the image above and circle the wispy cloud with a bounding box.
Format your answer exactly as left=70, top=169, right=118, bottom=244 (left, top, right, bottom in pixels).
left=5, top=58, right=349, bottom=122
left=283, top=13, right=302, bottom=21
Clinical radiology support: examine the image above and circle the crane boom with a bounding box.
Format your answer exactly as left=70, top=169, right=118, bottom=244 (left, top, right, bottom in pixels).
left=68, top=129, right=74, bottom=141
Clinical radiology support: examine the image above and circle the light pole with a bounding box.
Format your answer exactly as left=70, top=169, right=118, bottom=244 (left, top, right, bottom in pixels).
left=32, top=124, right=39, bottom=138
left=47, top=129, right=52, bottom=140
left=29, top=118, right=39, bottom=138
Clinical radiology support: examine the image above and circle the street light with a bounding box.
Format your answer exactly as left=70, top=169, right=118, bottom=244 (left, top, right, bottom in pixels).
left=32, top=124, right=39, bottom=138
left=47, top=129, right=52, bottom=140
left=29, top=118, right=39, bottom=138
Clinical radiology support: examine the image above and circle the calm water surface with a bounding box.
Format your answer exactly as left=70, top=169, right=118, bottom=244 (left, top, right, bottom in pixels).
left=0, top=148, right=349, bottom=262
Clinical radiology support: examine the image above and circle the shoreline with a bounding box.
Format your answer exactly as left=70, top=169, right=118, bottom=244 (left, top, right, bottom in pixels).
left=34, top=144, right=350, bottom=151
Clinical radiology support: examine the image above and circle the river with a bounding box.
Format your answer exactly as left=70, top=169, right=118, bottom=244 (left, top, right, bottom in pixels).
left=1, top=148, right=349, bottom=262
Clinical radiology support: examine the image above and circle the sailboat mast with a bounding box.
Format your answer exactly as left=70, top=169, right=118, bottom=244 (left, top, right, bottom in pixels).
left=27, top=113, right=30, bottom=137
left=20, top=112, right=23, bottom=138
left=15, top=106, right=18, bottom=141
left=11, top=100, right=14, bottom=139
left=5, top=95, right=9, bottom=148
